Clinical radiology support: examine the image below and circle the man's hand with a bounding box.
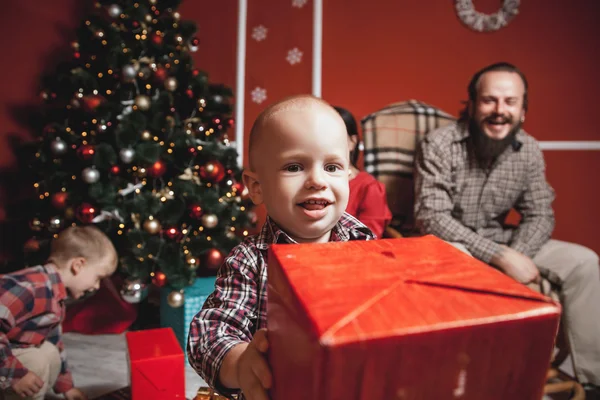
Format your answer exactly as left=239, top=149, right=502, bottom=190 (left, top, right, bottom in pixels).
left=11, top=371, right=44, bottom=398
left=491, top=245, right=540, bottom=284
left=237, top=328, right=272, bottom=400
left=64, top=387, right=88, bottom=400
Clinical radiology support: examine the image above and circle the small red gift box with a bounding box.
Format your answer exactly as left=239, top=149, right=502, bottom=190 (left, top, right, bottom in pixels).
left=267, top=235, right=561, bottom=400
left=126, top=327, right=186, bottom=400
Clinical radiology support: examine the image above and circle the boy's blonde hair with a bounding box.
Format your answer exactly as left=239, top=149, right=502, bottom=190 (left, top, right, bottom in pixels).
left=49, top=225, right=118, bottom=273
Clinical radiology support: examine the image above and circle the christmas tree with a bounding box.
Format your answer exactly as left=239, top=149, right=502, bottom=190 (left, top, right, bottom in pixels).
left=15, top=0, right=254, bottom=297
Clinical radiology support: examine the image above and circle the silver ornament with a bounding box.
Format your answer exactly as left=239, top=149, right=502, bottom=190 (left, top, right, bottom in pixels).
left=50, top=138, right=68, bottom=156
left=107, top=4, right=122, bottom=18
left=135, top=95, right=151, bottom=111
left=48, top=216, right=63, bottom=232
left=82, top=167, right=100, bottom=184
left=167, top=290, right=184, bottom=308
left=120, top=148, right=135, bottom=163
left=164, top=77, right=178, bottom=91
left=120, top=279, right=148, bottom=304
left=122, top=64, right=137, bottom=82
left=201, top=213, right=219, bottom=229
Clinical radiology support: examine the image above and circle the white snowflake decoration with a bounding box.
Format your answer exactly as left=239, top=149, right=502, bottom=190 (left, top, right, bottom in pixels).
left=286, top=48, right=303, bottom=65
left=251, top=87, right=267, bottom=104
left=292, top=0, right=308, bottom=8
left=251, top=25, right=268, bottom=42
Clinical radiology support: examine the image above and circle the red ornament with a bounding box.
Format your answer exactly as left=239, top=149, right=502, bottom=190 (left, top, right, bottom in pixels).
left=151, top=33, right=163, bottom=45
left=205, top=248, right=224, bottom=269
left=51, top=192, right=69, bottom=209
left=199, top=161, right=225, bottom=183
left=186, top=89, right=194, bottom=98
left=188, top=204, right=203, bottom=219
left=154, top=67, right=168, bottom=83
left=188, top=147, right=197, bottom=155
left=228, top=118, right=235, bottom=127
left=190, top=37, right=200, bottom=47
left=43, top=124, right=56, bottom=136
left=77, top=144, right=95, bottom=161
left=164, top=226, right=182, bottom=241
left=147, top=160, right=167, bottom=178
left=213, top=118, right=221, bottom=125
left=192, top=69, right=200, bottom=77
left=110, top=165, right=121, bottom=175
left=23, top=237, right=41, bottom=253
left=82, top=94, right=106, bottom=113
left=152, top=271, right=167, bottom=288
left=76, top=203, right=97, bottom=224
left=232, top=181, right=245, bottom=194
left=74, top=52, right=81, bottom=59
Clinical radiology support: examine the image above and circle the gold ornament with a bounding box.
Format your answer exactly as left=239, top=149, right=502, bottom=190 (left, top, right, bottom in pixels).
left=164, top=77, right=178, bottom=91
left=29, top=218, right=43, bottom=232
left=140, top=130, right=152, bottom=141
left=186, top=254, right=200, bottom=270
left=64, top=207, right=75, bottom=220
left=201, top=213, right=219, bottom=229
left=143, top=217, right=162, bottom=234
left=167, top=290, right=184, bottom=308
left=135, top=95, right=151, bottom=111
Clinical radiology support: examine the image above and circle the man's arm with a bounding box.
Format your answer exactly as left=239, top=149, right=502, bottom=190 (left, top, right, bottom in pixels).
left=414, top=137, right=501, bottom=263
left=187, top=245, right=261, bottom=395
left=509, top=144, right=555, bottom=258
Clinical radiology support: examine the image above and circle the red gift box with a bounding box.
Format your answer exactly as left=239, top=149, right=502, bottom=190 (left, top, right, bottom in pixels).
left=267, top=235, right=561, bottom=400
left=126, top=328, right=186, bottom=400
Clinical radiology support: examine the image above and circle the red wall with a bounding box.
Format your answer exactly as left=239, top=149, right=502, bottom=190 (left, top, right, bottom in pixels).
left=1, top=0, right=599, bottom=257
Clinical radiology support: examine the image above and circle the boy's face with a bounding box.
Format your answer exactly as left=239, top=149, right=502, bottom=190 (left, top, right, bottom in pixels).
left=66, top=257, right=112, bottom=299
left=245, top=105, right=350, bottom=243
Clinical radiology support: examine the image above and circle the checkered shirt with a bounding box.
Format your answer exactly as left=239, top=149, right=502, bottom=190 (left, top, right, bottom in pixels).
left=187, top=213, right=374, bottom=399
left=0, top=265, right=73, bottom=393
left=414, top=122, right=555, bottom=263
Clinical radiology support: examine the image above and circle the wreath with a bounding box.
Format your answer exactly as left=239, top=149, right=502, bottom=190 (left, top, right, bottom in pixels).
left=455, top=0, right=520, bottom=32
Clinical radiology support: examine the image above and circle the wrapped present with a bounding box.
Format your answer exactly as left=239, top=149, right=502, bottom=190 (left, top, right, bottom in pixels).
left=267, top=235, right=561, bottom=400
left=126, top=328, right=185, bottom=400
left=160, top=276, right=216, bottom=354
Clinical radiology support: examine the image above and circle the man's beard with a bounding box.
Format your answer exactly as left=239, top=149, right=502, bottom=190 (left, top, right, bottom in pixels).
left=469, top=114, right=521, bottom=166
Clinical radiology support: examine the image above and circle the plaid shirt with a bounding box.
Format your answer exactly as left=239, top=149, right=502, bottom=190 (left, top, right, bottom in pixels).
left=0, top=265, right=73, bottom=393
left=414, top=122, right=555, bottom=263
left=187, top=212, right=374, bottom=398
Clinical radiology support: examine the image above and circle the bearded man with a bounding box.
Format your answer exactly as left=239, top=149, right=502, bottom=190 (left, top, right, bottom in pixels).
left=414, top=62, right=600, bottom=397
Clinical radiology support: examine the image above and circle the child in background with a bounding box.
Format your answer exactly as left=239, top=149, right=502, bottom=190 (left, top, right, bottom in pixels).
left=188, top=95, right=374, bottom=400
left=0, top=225, right=118, bottom=400
left=334, top=106, right=392, bottom=238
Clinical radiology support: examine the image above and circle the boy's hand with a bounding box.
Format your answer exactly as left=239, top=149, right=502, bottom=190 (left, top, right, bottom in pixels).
left=11, top=371, right=44, bottom=397
left=64, top=387, right=88, bottom=400
left=237, top=328, right=272, bottom=400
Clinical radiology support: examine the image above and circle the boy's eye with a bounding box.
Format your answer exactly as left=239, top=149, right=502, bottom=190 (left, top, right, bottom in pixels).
left=325, top=164, right=341, bottom=173
left=285, top=164, right=302, bottom=172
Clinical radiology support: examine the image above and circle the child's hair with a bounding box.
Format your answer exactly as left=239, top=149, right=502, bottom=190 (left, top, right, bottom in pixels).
left=333, top=106, right=360, bottom=167
left=248, top=95, right=336, bottom=171
left=48, top=225, right=117, bottom=272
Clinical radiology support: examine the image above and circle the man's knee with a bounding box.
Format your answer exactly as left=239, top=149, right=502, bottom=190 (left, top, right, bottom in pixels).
left=567, top=247, right=600, bottom=283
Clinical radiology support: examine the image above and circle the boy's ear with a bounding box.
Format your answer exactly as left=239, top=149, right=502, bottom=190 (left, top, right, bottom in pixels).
left=70, top=257, right=86, bottom=275
left=242, top=169, right=264, bottom=205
